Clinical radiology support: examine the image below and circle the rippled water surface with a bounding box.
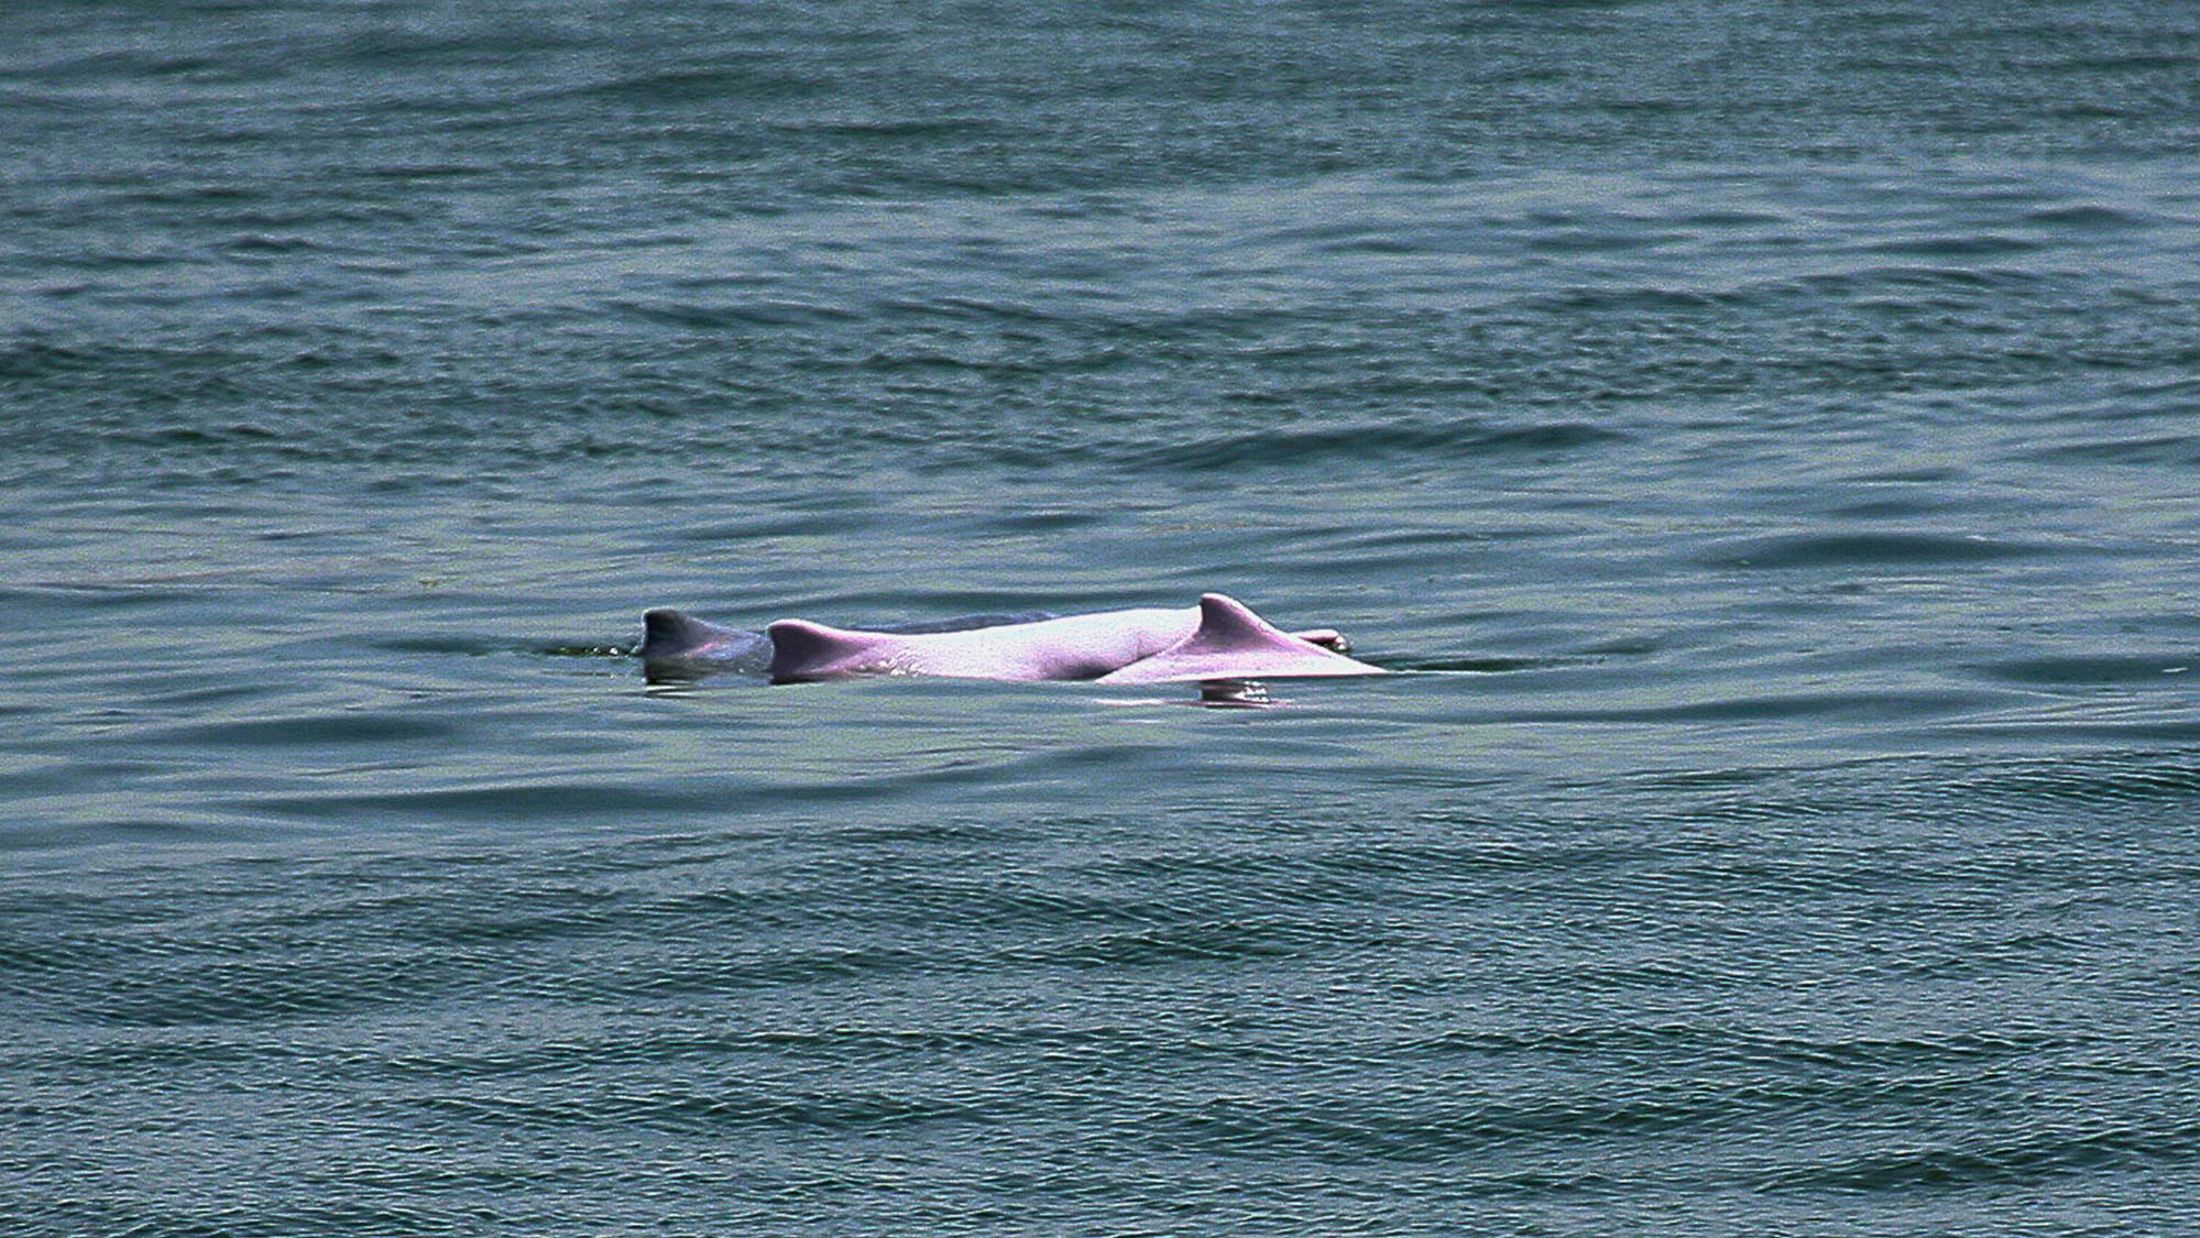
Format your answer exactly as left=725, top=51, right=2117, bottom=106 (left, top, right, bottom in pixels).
left=4, top=2, right=2199, bottom=1234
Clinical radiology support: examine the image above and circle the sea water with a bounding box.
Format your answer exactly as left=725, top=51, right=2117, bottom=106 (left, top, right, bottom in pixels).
left=3, top=2, right=2197, bottom=1233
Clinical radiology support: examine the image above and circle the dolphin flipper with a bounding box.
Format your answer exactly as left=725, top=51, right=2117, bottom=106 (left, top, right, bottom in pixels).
left=1290, top=627, right=1349, bottom=652
left=1094, top=594, right=1385, bottom=684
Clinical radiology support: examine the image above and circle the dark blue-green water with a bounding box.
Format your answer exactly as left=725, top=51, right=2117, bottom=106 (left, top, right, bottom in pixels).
left=5, top=2, right=2200, bottom=1233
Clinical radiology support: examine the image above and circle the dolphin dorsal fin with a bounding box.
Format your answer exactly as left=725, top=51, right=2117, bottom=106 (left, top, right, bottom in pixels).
left=1178, top=594, right=1273, bottom=654
left=641, top=609, right=748, bottom=661
left=767, top=619, right=899, bottom=683
left=1093, top=594, right=1387, bottom=684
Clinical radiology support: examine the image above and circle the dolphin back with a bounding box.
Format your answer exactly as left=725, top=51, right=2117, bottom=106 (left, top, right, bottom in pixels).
left=1093, top=594, right=1386, bottom=684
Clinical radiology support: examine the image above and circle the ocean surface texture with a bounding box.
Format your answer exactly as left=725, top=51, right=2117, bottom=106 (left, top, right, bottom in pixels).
left=4, top=2, right=2198, bottom=1234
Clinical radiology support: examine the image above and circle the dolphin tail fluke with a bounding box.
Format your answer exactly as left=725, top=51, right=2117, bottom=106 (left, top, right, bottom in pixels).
left=1094, top=594, right=1386, bottom=684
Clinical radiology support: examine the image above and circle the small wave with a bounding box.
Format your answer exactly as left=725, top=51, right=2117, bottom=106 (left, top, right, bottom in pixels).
left=413, top=1081, right=976, bottom=1135
left=1862, top=233, right=2045, bottom=258
left=668, top=510, right=883, bottom=542
left=2040, top=52, right=2197, bottom=74
left=1506, top=688, right=1994, bottom=726
left=334, top=24, right=593, bottom=70
left=572, top=63, right=829, bottom=105
left=1698, top=531, right=2049, bottom=571
left=0, top=339, right=99, bottom=380
left=365, top=635, right=510, bottom=657
left=167, top=712, right=459, bottom=749
left=1965, top=753, right=2200, bottom=808
left=2022, top=434, right=2200, bottom=467
left=2025, top=203, right=2149, bottom=230
left=237, top=782, right=713, bottom=825
left=356, top=162, right=488, bottom=182
left=798, top=117, right=998, bottom=140
left=602, top=297, right=860, bottom=330
left=1532, top=286, right=1724, bottom=313
left=0, top=581, right=205, bottom=610
left=117, top=182, right=270, bottom=206
left=1760, top=1122, right=2182, bottom=1192
left=219, top=233, right=321, bottom=256
left=1791, top=265, right=2047, bottom=297
left=109, top=422, right=286, bottom=448
left=1980, top=653, right=2196, bottom=687
left=1141, top=420, right=1626, bottom=472
left=1398, top=656, right=1562, bottom=673
left=1146, top=1088, right=1732, bottom=1161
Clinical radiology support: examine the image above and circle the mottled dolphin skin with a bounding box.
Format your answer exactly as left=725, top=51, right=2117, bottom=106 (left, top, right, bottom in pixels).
left=767, top=594, right=1381, bottom=685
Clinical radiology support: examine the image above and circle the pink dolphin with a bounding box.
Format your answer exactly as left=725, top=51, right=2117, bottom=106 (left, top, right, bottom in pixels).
left=765, top=593, right=1383, bottom=685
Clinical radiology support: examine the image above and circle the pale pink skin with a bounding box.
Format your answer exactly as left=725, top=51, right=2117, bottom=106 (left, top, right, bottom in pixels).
left=768, top=594, right=1383, bottom=685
